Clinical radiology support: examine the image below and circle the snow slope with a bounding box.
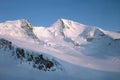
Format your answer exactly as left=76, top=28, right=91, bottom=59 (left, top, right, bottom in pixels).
left=0, top=19, right=120, bottom=80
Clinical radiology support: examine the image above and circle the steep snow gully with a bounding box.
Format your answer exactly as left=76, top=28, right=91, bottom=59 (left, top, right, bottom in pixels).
left=0, top=19, right=120, bottom=80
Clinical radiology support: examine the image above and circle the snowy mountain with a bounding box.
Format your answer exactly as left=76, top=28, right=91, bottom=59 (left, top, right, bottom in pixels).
left=0, top=19, right=120, bottom=80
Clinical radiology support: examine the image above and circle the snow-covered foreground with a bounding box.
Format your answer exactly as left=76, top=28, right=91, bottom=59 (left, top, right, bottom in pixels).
left=0, top=19, right=120, bottom=80
left=0, top=51, right=120, bottom=80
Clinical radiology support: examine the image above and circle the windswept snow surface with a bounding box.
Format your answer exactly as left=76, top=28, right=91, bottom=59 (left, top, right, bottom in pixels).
left=0, top=19, right=120, bottom=80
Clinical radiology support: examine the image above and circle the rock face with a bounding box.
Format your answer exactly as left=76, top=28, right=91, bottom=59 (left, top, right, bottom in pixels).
left=0, top=38, right=60, bottom=71
left=0, top=38, right=12, bottom=49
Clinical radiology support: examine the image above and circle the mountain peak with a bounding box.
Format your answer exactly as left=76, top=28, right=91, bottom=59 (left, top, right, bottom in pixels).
left=0, top=19, right=31, bottom=28
left=57, top=18, right=68, bottom=22
left=0, top=19, right=39, bottom=41
left=56, top=18, right=85, bottom=27
left=57, top=18, right=71, bottom=24
left=18, top=19, right=31, bottom=26
left=49, top=18, right=87, bottom=37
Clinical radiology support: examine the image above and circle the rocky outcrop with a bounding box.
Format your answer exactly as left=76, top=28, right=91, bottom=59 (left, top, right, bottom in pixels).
left=0, top=38, right=61, bottom=71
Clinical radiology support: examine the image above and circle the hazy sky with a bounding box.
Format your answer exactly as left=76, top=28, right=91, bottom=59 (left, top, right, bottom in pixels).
left=0, top=0, right=120, bottom=31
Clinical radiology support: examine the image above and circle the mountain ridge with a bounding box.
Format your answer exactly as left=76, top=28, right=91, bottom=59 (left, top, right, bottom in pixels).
left=0, top=19, right=120, bottom=80
left=0, top=19, right=120, bottom=72
left=0, top=18, right=119, bottom=39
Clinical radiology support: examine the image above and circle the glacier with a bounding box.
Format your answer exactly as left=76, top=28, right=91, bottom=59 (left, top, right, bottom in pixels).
left=0, top=19, right=120, bottom=80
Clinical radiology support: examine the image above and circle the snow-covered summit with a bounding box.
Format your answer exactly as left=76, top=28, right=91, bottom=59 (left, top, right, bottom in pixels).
left=0, top=19, right=30, bottom=28
left=0, top=18, right=120, bottom=80
left=48, top=19, right=86, bottom=38
left=0, top=19, right=29, bottom=36
left=0, top=18, right=120, bottom=72
left=0, top=19, right=40, bottom=42
left=1, top=18, right=119, bottom=40
left=0, top=18, right=120, bottom=46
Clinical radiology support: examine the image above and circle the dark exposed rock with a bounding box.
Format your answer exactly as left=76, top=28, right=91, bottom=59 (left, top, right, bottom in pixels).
left=16, top=48, right=25, bottom=59
left=0, top=38, right=60, bottom=71
left=33, top=54, right=54, bottom=70
left=45, top=60, right=54, bottom=69
left=0, top=38, right=12, bottom=50
left=27, top=54, right=34, bottom=61
left=86, top=37, right=94, bottom=42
